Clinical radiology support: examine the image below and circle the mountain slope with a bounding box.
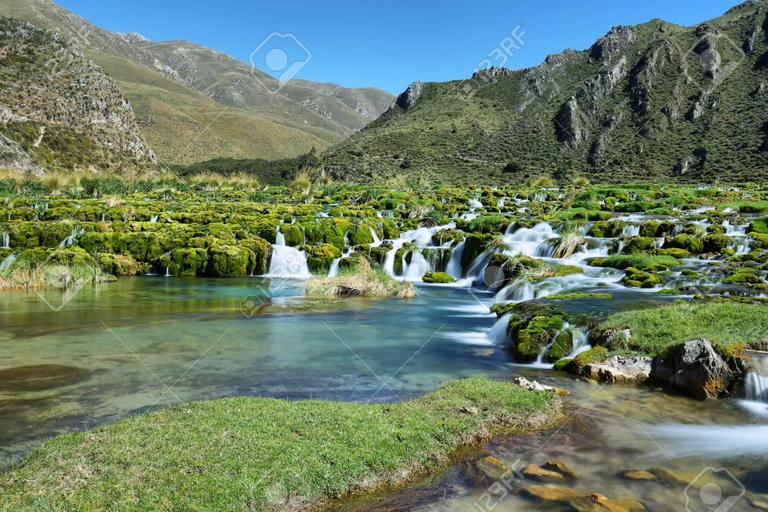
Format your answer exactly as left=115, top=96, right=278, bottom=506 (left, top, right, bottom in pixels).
left=0, top=0, right=394, bottom=164
left=323, top=0, right=768, bottom=184
left=0, top=17, right=155, bottom=173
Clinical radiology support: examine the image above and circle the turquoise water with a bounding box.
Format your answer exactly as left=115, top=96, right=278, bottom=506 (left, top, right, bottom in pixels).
left=0, top=277, right=520, bottom=464
left=2, top=277, right=767, bottom=511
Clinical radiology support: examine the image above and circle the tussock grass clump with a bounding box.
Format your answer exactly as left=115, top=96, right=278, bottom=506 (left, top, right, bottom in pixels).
left=0, top=258, right=114, bottom=291
left=0, top=378, right=558, bottom=511
left=305, top=255, right=416, bottom=298
left=549, top=233, right=586, bottom=259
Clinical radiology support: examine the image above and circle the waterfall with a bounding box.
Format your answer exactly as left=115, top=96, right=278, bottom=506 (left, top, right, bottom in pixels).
left=445, top=240, right=465, bottom=279
left=623, top=224, right=641, bottom=237
left=267, top=226, right=311, bottom=278
left=503, top=222, right=557, bottom=257
left=369, top=227, right=382, bottom=247
left=59, top=226, right=84, bottom=247
left=0, top=254, right=16, bottom=273
left=486, top=313, right=511, bottom=345
left=150, top=215, right=159, bottom=223
left=275, top=226, right=286, bottom=246
left=403, top=251, right=431, bottom=281
left=328, top=248, right=353, bottom=277
left=745, top=356, right=768, bottom=403
left=0, top=232, right=8, bottom=249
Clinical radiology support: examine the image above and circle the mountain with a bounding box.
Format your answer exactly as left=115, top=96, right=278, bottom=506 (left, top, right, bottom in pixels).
left=322, top=0, right=768, bottom=184
left=0, top=0, right=394, bottom=165
left=0, top=17, right=155, bottom=174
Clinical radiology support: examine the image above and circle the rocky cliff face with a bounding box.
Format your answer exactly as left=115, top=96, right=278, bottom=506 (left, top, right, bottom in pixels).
left=0, top=18, right=155, bottom=173
left=323, top=0, right=768, bottom=184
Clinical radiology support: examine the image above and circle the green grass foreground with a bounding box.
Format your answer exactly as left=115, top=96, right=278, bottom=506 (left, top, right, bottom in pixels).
left=599, top=302, right=768, bottom=356
left=0, top=378, right=558, bottom=511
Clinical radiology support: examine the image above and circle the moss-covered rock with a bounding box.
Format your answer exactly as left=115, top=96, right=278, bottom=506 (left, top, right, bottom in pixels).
left=621, top=267, right=663, bottom=288
left=206, top=245, right=252, bottom=277
left=169, top=248, right=208, bottom=277
left=98, top=254, right=142, bottom=276
left=702, top=234, right=730, bottom=254
left=306, top=244, right=342, bottom=273
left=422, top=271, right=456, bottom=283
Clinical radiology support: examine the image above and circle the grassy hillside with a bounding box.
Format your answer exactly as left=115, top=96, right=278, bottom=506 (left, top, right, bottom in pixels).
left=90, top=50, right=339, bottom=165
left=322, top=1, right=768, bottom=184
left=0, top=0, right=394, bottom=164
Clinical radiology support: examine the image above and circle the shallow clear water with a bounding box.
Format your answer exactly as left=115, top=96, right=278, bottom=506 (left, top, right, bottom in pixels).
left=1, top=277, right=767, bottom=511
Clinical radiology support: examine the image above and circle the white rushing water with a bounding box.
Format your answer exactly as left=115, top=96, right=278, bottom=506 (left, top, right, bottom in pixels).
left=327, top=248, right=353, bottom=278
left=59, top=225, right=84, bottom=247
left=739, top=356, right=768, bottom=417
left=0, top=232, right=8, bottom=249
left=266, top=226, right=311, bottom=279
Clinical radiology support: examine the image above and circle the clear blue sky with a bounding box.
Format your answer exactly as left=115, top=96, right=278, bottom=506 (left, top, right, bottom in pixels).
left=58, top=0, right=740, bottom=94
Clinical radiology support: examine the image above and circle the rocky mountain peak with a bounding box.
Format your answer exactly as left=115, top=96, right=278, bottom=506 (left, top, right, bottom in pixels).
left=392, top=81, right=424, bottom=111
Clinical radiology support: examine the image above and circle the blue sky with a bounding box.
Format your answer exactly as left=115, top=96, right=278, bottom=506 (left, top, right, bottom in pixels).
left=58, top=0, right=740, bottom=94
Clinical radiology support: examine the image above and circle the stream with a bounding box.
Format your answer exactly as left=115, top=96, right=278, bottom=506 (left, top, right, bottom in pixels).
left=1, top=206, right=768, bottom=510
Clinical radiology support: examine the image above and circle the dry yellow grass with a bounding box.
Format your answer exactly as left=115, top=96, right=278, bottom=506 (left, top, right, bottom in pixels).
left=305, top=255, right=416, bottom=298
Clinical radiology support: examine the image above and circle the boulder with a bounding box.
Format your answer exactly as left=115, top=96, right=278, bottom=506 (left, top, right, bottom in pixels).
left=579, top=356, right=652, bottom=384
left=618, top=469, right=657, bottom=481
left=650, top=339, right=740, bottom=399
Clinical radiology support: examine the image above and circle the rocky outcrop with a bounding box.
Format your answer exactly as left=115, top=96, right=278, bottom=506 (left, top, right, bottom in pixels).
left=554, top=97, right=587, bottom=146
left=0, top=18, right=156, bottom=170
left=393, top=81, right=424, bottom=111
left=649, top=339, right=744, bottom=399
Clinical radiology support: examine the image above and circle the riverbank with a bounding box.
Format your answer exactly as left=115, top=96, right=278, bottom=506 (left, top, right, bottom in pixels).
left=0, top=378, right=560, bottom=511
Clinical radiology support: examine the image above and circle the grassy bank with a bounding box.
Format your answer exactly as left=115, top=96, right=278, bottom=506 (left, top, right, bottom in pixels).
left=0, top=378, right=558, bottom=511
left=0, top=258, right=114, bottom=291
left=597, top=302, right=768, bottom=356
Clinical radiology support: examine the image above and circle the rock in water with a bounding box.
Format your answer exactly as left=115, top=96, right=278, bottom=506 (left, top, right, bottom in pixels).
left=544, top=460, right=578, bottom=479
left=578, top=356, right=652, bottom=384
left=619, top=469, right=657, bottom=481
left=650, top=339, right=739, bottom=399
left=522, top=464, right=566, bottom=482
left=475, top=456, right=510, bottom=479
left=521, top=485, right=581, bottom=502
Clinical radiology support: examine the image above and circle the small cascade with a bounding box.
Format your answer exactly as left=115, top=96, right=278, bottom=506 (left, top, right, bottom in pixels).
left=269, top=226, right=311, bottom=278
left=0, top=232, right=9, bottom=249
left=101, top=213, right=106, bottom=222
left=623, top=224, right=641, bottom=237
left=328, top=248, right=353, bottom=278
left=402, top=251, right=431, bottom=281
left=0, top=254, right=16, bottom=273
left=369, top=227, right=382, bottom=247
left=745, top=356, right=768, bottom=403
left=486, top=313, right=511, bottom=345
left=722, top=220, right=748, bottom=236
left=729, top=237, right=752, bottom=255
left=150, top=215, right=159, bottom=223
left=567, top=325, right=591, bottom=358
left=445, top=240, right=465, bottom=279
left=343, top=230, right=351, bottom=246
left=59, top=225, right=84, bottom=247
left=503, top=222, right=557, bottom=257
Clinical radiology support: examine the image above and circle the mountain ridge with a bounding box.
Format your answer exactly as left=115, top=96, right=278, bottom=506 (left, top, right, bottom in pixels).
left=321, top=0, right=768, bottom=184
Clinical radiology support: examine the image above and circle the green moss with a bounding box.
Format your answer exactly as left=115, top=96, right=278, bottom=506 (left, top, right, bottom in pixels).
left=621, top=267, right=663, bottom=288
left=588, top=254, right=678, bottom=271
left=422, top=271, right=456, bottom=283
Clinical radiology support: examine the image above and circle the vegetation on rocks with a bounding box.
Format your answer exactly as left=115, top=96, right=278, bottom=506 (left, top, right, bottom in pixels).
left=305, top=255, right=416, bottom=298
